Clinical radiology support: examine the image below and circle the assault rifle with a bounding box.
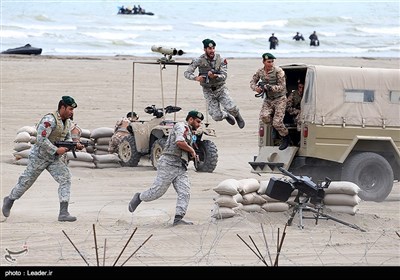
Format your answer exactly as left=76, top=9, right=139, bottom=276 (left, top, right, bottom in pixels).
left=255, top=81, right=271, bottom=98
left=55, top=141, right=90, bottom=158
left=198, top=70, right=220, bottom=84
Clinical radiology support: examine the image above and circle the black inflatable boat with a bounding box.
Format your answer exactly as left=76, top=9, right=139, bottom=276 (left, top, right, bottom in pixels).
left=1, top=44, right=42, bottom=55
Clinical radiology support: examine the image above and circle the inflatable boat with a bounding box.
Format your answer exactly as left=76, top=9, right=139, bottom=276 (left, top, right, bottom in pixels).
left=1, top=44, right=42, bottom=55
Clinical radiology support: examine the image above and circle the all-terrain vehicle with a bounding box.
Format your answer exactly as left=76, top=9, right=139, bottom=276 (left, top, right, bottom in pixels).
left=249, top=64, right=400, bottom=202
left=117, top=59, right=218, bottom=172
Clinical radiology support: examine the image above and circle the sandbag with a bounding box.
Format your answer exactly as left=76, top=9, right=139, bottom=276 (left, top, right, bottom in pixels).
left=213, top=179, right=240, bottom=196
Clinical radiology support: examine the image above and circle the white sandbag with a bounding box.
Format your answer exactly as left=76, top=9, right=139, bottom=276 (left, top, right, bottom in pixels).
left=233, top=193, right=243, bottom=204
left=67, top=161, right=96, bottom=168
left=86, top=145, right=95, bottom=154
left=14, top=131, right=31, bottom=143
left=90, top=127, right=114, bottom=139
left=30, top=136, right=37, bottom=144
left=241, top=204, right=262, bottom=213
left=66, top=151, right=94, bottom=162
left=258, top=180, right=269, bottom=195
left=238, top=178, right=260, bottom=194
left=324, top=181, right=360, bottom=195
left=211, top=205, right=236, bottom=219
left=92, top=153, right=121, bottom=163
left=94, top=150, right=109, bottom=155
left=214, top=195, right=239, bottom=208
left=96, top=137, right=112, bottom=146
left=16, top=126, right=37, bottom=136
left=94, top=162, right=122, bottom=169
left=13, top=149, right=31, bottom=159
left=94, top=144, right=110, bottom=152
left=213, top=179, right=240, bottom=196
left=81, top=128, right=91, bottom=139
left=324, top=205, right=359, bottom=215
left=261, top=202, right=290, bottom=212
left=260, top=194, right=280, bottom=203
left=241, top=192, right=266, bottom=205
left=323, top=194, right=361, bottom=206
left=14, top=142, right=31, bottom=152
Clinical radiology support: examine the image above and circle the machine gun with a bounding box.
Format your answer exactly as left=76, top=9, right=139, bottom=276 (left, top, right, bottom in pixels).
left=151, top=45, right=184, bottom=63
left=198, top=70, right=220, bottom=84
left=265, top=165, right=364, bottom=231
left=55, top=140, right=90, bottom=158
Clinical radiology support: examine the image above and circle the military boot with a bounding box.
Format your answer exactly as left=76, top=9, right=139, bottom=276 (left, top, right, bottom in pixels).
left=225, top=114, right=236, bottom=126
left=234, top=112, right=245, bottom=129
left=279, top=134, right=291, bottom=150
left=128, top=193, right=141, bottom=213
left=58, top=202, right=77, bottom=222
left=173, top=215, right=193, bottom=226
left=2, top=196, right=14, bottom=217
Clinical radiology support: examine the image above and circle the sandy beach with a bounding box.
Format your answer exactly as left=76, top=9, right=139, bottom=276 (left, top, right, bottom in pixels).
left=0, top=55, right=399, bottom=269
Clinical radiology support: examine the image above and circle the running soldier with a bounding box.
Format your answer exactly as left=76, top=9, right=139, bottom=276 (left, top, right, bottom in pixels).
left=108, top=111, right=138, bottom=154
left=128, top=110, right=203, bottom=226
left=184, top=39, right=245, bottom=129
left=2, top=96, right=84, bottom=222
left=250, top=53, right=290, bottom=150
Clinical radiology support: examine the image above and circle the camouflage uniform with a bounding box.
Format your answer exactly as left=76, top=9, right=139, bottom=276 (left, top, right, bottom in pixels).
left=250, top=65, right=288, bottom=137
left=184, top=53, right=240, bottom=121
left=286, top=89, right=303, bottom=130
left=139, top=121, right=193, bottom=217
left=108, top=117, right=131, bottom=153
left=8, top=111, right=73, bottom=202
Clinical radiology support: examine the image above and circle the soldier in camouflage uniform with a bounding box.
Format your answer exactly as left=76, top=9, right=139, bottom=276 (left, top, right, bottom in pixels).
left=128, top=110, right=203, bottom=226
left=2, top=96, right=84, bottom=222
left=108, top=111, right=138, bottom=154
left=250, top=53, right=290, bottom=150
left=286, top=81, right=304, bottom=131
left=184, top=39, right=245, bottom=129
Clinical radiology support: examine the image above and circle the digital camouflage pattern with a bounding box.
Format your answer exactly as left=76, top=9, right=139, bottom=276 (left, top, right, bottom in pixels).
left=9, top=112, right=73, bottom=202
left=139, top=121, right=193, bottom=217
left=184, top=54, right=240, bottom=121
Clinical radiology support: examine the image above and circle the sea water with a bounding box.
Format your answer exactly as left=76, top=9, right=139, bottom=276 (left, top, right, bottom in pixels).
left=1, top=0, right=399, bottom=58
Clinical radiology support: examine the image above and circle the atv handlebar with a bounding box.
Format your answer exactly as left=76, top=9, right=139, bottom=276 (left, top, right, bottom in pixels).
left=144, top=105, right=182, bottom=118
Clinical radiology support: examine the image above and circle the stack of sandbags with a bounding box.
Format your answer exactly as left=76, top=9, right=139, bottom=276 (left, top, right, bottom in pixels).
left=237, top=178, right=266, bottom=213
left=12, top=126, right=37, bottom=166
left=211, top=179, right=241, bottom=219
left=211, top=178, right=291, bottom=220
left=322, top=181, right=361, bottom=215
left=90, top=127, right=114, bottom=155
left=258, top=180, right=291, bottom=212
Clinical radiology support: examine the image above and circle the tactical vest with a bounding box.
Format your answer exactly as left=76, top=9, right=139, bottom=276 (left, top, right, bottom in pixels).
left=162, top=123, right=193, bottom=161
left=39, top=111, right=71, bottom=143
left=198, top=54, right=224, bottom=87
left=262, top=66, right=285, bottom=99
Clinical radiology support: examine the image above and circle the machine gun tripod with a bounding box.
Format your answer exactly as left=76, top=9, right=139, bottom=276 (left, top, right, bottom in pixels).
left=287, top=193, right=365, bottom=232
left=266, top=165, right=365, bottom=232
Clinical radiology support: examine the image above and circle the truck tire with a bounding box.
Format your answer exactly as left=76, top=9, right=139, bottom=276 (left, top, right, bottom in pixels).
left=341, top=152, right=393, bottom=202
left=195, top=140, right=218, bottom=173
left=150, top=138, right=167, bottom=169
left=118, top=135, right=141, bottom=167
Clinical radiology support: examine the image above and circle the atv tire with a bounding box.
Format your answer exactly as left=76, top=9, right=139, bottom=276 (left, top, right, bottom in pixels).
left=195, top=140, right=218, bottom=173
left=150, top=138, right=167, bottom=169
left=118, top=135, right=142, bottom=167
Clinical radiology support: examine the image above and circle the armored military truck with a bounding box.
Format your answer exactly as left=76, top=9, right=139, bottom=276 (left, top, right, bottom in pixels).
left=249, top=64, right=400, bottom=202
